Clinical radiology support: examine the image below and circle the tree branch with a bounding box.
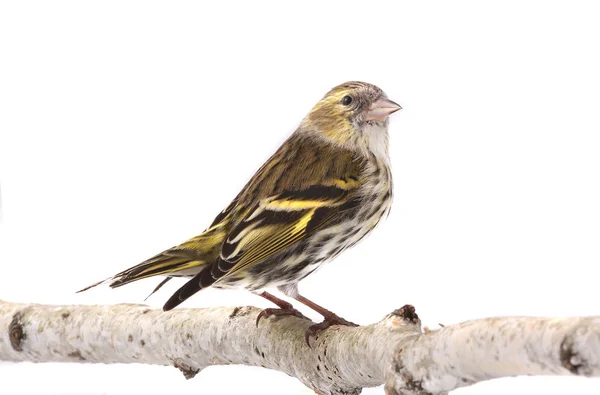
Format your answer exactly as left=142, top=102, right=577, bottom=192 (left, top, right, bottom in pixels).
left=0, top=300, right=598, bottom=394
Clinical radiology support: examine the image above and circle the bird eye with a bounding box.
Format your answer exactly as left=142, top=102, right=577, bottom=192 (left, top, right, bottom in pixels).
left=341, top=95, right=353, bottom=106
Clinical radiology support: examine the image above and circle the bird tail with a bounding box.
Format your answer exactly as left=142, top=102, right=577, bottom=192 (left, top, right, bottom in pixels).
left=76, top=227, right=226, bottom=294
left=76, top=250, right=209, bottom=293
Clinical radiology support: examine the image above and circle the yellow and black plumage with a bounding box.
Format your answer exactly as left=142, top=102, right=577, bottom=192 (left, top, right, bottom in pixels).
left=80, top=81, right=401, bottom=332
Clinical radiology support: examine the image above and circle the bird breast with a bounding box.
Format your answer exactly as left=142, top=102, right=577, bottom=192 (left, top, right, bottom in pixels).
left=311, top=157, right=393, bottom=264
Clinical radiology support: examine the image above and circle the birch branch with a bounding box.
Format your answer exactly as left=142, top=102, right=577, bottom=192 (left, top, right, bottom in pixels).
left=0, top=300, right=599, bottom=394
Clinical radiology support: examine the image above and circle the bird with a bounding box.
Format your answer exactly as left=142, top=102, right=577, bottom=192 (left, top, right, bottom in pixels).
left=79, top=81, right=401, bottom=337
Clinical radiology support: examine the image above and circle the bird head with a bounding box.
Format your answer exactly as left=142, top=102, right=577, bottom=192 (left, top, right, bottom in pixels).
left=302, top=81, right=401, bottom=154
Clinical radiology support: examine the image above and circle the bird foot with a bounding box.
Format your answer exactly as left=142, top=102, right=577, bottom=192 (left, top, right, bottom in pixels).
left=256, top=307, right=308, bottom=326
left=305, top=315, right=358, bottom=345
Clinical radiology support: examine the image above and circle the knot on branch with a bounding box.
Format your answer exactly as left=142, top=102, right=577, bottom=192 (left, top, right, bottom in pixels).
left=9, top=312, right=25, bottom=352
left=560, top=335, right=589, bottom=375
left=173, top=358, right=202, bottom=380
left=391, top=304, right=420, bottom=325
left=386, top=353, right=432, bottom=395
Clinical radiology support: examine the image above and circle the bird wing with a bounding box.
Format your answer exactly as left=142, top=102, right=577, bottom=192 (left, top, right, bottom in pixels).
left=160, top=134, right=366, bottom=310
left=161, top=174, right=363, bottom=311
left=214, top=176, right=362, bottom=279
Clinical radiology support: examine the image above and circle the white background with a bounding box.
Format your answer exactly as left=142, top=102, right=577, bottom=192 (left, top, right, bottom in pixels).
left=1, top=1, right=599, bottom=394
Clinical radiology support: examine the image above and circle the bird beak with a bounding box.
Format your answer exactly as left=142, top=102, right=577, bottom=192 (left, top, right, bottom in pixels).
left=364, top=98, right=402, bottom=122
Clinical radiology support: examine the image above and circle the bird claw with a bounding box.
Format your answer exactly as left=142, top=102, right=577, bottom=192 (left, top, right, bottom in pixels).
left=256, top=307, right=308, bottom=326
left=305, top=315, right=358, bottom=346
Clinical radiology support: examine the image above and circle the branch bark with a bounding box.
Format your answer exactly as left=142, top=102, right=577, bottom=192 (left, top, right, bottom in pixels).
left=0, top=300, right=599, bottom=394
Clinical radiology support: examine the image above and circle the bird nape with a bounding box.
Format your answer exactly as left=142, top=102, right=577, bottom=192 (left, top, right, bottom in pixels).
left=78, top=81, right=402, bottom=339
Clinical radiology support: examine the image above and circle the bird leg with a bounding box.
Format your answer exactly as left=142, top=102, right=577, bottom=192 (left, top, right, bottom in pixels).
left=254, top=291, right=308, bottom=326
left=293, top=294, right=358, bottom=343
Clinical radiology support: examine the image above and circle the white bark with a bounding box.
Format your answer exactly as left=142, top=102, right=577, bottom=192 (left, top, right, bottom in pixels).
left=0, top=300, right=599, bottom=394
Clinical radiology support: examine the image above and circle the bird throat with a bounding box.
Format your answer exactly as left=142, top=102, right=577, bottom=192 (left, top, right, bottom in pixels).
left=359, top=122, right=390, bottom=164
